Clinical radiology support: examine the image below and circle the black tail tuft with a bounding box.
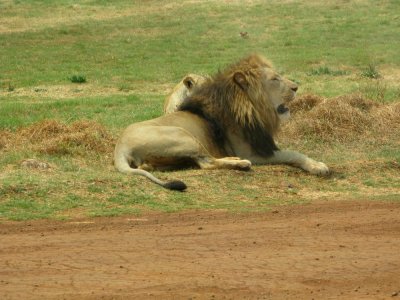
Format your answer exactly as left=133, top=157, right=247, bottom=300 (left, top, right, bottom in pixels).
left=164, top=180, right=187, bottom=191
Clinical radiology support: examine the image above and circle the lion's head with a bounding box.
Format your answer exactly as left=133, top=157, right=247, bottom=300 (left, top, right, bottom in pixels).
left=226, top=54, right=298, bottom=127
left=179, top=54, right=298, bottom=156
left=164, top=74, right=208, bottom=114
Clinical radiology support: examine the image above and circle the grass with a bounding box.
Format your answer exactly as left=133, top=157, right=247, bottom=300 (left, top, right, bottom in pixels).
left=69, top=75, right=87, bottom=83
left=0, top=0, right=399, bottom=221
left=361, top=64, right=381, bottom=79
left=0, top=95, right=163, bottom=130
left=308, top=66, right=350, bottom=76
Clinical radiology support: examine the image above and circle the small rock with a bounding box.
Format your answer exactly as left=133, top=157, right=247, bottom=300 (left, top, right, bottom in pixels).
left=392, top=291, right=399, bottom=297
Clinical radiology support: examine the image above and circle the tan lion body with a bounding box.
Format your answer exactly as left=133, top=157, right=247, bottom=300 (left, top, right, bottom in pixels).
left=114, top=54, right=329, bottom=190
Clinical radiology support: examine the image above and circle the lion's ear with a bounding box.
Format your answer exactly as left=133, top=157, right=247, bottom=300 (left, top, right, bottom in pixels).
left=183, top=76, right=194, bottom=89
left=233, top=72, right=249, bottom=91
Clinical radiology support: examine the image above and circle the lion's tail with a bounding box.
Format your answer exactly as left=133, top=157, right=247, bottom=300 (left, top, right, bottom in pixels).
left=114, top=156, right=187, bottom=191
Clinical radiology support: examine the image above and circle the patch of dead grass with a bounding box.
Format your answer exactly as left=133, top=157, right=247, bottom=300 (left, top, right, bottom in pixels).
left=2, top=120, right=115, bottom=157
left=283, top=94, right=400, bottom=143
left=0, top=83, right=173, bottom=100
left=380, top=66, right=400, bottom=87
left=0, top=129, right=12, bottom=150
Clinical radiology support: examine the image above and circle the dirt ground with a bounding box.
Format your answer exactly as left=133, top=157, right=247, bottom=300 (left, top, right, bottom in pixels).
left=1, top=200, right=400, bottom=300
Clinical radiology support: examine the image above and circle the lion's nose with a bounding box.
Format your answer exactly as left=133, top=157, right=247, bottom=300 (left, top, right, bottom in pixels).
left=292, top=86, right=298, bottom=92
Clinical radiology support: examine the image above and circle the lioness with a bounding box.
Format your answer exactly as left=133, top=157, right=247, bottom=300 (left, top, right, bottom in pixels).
left=164, top=74, right=208, bottom=114
left=114, top=54, right=329, bottom=190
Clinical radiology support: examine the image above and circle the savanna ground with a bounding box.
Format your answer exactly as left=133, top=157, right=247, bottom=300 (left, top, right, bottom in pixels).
left=0, top=0, right=399, bottom=299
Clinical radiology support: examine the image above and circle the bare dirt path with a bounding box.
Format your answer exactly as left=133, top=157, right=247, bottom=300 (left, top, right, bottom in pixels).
left=1, top=200, right=400, bottom=299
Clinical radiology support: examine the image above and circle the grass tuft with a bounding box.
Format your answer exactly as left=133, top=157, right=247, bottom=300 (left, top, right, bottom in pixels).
left=308, top=66, right=349, bottom=76
left=361, top=64, right=381, bottom=79
left=69, top=75, right=87, bottom=83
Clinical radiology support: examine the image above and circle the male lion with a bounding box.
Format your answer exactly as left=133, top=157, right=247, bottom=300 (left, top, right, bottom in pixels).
left=164, top=74, right=208, bottom=114
left=114, top=54, right=329, bottom=191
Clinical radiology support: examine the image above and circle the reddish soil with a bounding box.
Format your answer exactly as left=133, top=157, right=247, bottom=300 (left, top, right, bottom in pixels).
left=1, top=200, right=400, bottom=299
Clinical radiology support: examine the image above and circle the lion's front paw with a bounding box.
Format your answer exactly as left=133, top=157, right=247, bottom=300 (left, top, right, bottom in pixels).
left=304, top=160, right=330, bottom=176
left=236, top=159, right=252, bottom=171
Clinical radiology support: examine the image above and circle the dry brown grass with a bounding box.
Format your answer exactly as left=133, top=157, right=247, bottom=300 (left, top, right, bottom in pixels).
left=0, top=83, right=173, bottom=101
left=283, top=94, right=400, bottom=143
left=2, top=120, right=115, bottom=157
left=0, top=129, right=12, bottom=150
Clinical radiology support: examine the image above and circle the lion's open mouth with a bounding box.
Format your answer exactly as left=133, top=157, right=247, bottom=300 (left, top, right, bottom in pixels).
left=277, top=104, right=289, bottom=114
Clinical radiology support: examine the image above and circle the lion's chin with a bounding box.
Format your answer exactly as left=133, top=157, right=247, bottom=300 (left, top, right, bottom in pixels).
left=277, top=104, right=289, bottom=114
left=277, top=104, right=290, bottom=122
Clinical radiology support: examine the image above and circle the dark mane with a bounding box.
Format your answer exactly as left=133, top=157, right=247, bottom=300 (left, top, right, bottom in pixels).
left=179, top=78, right=228, bottom=151
left=179, top=54, right=279, bottom=157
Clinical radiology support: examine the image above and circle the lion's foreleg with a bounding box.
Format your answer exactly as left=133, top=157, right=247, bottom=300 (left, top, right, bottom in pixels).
left=265, top=150, right=329, bottom=175
left=197, top=156, right=252, bottom=171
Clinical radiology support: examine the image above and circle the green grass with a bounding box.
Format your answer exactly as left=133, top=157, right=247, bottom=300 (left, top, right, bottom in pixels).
left=69, top=75, right=87, bottom=83
left=308, top=66, right=350, bottom=76
left=1, top=0, right=399, bottom=220
left=0, top=95, right=163, bottom=130
left=361, top=64, right=381, bottom=79
left=1, top=1, right=400, bottom=92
